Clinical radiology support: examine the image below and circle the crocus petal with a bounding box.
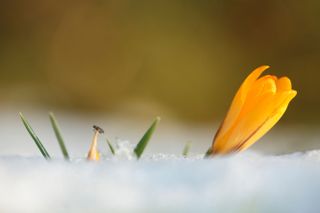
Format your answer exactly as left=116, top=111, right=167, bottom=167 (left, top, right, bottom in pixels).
left=211, top=66, right=297, bottom=155
left=216, top=65, right=270, bottom=139
left=236, top=90, right=297, bottom=151
left=276, top=77, right=292, bottom=91
left=213, top=91, right=275, bottom=154
left=240, top=77, right=277, bottom=116
left=213, top=75, right=277, bottom=153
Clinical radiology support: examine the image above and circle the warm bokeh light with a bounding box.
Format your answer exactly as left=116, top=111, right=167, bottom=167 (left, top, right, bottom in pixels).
left=0, top=0, right=315, bottom=124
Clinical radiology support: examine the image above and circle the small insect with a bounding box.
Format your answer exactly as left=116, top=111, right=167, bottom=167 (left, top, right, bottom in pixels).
left=93, top=125, right=104, bottom=134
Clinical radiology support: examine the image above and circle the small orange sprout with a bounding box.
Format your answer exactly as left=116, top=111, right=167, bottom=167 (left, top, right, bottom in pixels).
left=87, top=125, right=104, bottom=161
left=209, top=65, right=297, bottom=155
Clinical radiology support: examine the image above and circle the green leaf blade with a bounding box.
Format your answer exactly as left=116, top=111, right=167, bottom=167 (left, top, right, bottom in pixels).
left=49, top=112, right=69, bottom=160
left=19, top=113, right=51, bottom=159
left=134, top=117, right=160, bottom=159
left=106, top=139, right=115, bottom=155
left=182, top=142, right=191, bottom=157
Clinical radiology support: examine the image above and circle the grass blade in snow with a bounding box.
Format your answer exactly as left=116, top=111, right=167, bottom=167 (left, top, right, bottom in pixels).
left=19, top=113, right=51, bottom=159
left=106, top=139, right=115, bottom=155
left=49, top=112, right=69, bottom=160
left=182, top=142, right=191, bottom=157
left=134, top=117, right=160, bottom=159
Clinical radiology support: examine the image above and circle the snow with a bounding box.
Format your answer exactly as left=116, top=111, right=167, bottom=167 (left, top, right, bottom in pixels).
left=1, top=151, right=320, bottom=213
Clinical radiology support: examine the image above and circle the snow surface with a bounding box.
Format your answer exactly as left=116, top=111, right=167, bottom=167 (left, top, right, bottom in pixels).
left=0, top=108, right=319, bottom=212
left=1, top=151, right=320, bottom=213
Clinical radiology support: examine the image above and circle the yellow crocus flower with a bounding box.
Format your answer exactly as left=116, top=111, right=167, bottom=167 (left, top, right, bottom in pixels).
left=209, top=65, right=297, bottom=155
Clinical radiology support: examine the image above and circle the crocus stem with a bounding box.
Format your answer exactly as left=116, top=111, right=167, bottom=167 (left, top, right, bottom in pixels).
left=204, top=147, right=212, bottom=158
left=87, top=128, right=100, bottom=161
left=90, top=131, right=99, bottom=151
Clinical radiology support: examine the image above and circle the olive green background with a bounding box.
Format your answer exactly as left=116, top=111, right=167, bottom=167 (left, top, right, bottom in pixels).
left=0, top=0, right=318, bottom=124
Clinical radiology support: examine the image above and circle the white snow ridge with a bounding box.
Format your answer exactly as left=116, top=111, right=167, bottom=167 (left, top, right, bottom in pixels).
left=0, top=151, right=320, bottom=213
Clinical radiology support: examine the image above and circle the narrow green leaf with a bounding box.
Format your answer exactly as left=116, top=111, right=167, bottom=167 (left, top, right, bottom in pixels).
left=204, top=147, right=213, bottom=158
left=49, top=112, right=69, bottom=160
left=106, top=139, right=115, bottom=155
left=19, top=113, right=51, bottom=159
left=134, top=117, right=160, bottom=159
left=182, top=142, right=191, bottom=157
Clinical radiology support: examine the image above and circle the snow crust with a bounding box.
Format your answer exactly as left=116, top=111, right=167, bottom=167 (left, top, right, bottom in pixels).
left=1, top=151, right=320, bottom=213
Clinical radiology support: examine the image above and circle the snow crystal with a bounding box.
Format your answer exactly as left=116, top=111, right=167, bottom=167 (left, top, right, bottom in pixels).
left=113, top=139, right=136, bottom=160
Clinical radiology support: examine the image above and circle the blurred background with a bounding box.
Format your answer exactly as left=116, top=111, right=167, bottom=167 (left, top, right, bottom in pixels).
left=0, top=0, right=319, bottom=156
